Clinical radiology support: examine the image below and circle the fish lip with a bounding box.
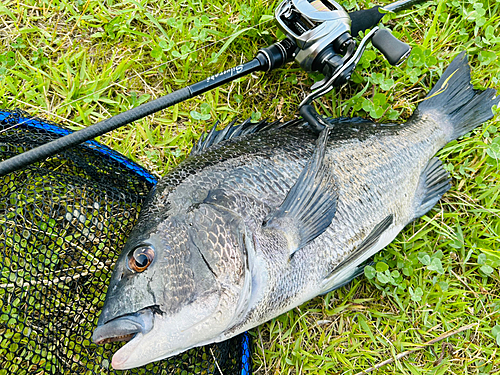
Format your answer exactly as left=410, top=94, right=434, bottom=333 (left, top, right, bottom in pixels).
left=92, top=307, right=154, bottom=346
left=110, top=331, right=146, bottom=369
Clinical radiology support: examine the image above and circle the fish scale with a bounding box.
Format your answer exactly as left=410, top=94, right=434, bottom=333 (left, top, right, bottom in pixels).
left=156, top=222, right=195, bottom=313
left=93, top=53, right=499, bottom=370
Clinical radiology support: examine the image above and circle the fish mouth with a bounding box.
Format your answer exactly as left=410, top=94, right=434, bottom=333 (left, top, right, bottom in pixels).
left=94, top=332, right=136, bottom=345
left=92, top=307, right=154, bottom=346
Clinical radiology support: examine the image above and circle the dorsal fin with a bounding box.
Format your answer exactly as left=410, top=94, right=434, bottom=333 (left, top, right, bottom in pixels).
left=190, top=118, right=302, bottom=156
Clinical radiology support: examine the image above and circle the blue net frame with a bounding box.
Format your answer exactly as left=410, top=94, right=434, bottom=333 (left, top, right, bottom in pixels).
left=0, top=109, right=251, bottom=375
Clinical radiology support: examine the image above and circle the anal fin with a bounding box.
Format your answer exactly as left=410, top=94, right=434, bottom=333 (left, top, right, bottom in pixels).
left=262, top=127, right=338, bottom=258
left=320, top=260, right=370, bottom=295
left=413, top=158, right=451, bottom=220
left=320, top=215, right=394, bottom=294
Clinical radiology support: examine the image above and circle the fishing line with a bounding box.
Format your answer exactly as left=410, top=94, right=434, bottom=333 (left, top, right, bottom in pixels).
left=55, top=17, right=274, bottom=109
left=0, top=17, right=274, bottom=135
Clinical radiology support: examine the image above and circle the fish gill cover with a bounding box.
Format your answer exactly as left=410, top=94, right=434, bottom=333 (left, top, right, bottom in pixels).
left=0, top=109, right=250, bottom=375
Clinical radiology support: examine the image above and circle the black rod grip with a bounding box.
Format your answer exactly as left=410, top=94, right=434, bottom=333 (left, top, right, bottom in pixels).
left=349, top=0, right=428, bottom=37
left=349, top=6, right=384, bottom=37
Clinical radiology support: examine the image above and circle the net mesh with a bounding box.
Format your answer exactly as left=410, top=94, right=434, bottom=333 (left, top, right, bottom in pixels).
left=0, top=109, right=251, bottom=375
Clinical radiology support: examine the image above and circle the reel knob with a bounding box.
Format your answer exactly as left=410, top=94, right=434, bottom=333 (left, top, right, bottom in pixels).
left=371, top=28, right=411, bottom=66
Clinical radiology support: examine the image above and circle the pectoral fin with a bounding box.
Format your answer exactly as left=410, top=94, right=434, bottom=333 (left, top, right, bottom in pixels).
left=262, top=127, right=338, bottom=257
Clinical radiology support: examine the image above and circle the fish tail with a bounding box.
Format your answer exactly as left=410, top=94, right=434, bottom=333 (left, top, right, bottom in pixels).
left=417, top=52, right=498, bottom=142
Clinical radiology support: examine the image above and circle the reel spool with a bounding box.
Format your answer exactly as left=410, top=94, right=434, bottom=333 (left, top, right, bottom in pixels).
left=275, top=0, right=353, bottom=73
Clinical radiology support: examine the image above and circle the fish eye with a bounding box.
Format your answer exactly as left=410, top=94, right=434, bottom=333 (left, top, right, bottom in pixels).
left=127, top=246, right=155, bottom=273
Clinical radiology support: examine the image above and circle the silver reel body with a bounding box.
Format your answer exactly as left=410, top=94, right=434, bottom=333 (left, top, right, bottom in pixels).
left=275, top=0, right=351, bottom=72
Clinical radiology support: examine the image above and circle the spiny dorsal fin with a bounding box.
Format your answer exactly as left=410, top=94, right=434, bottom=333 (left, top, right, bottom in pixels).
left=190, top=118, right=302, bottom=156
left=262, top=127, right=338, bottom=258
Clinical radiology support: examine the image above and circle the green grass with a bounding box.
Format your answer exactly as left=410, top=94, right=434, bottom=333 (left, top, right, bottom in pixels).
left=1, top=0, right=499, bottom=374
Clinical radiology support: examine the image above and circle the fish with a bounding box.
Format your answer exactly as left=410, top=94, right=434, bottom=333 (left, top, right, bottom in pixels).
left=92, top=53, right=498, bottom=370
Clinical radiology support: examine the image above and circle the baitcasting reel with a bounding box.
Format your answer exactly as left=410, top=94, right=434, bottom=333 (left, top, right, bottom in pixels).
left=0, top=0, right=426, bottom=176
left=275, top=0, right=413, bottom=106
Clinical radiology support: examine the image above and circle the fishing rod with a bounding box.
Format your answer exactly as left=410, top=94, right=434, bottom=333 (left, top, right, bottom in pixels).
left=0, top=0, right=427, bottom=177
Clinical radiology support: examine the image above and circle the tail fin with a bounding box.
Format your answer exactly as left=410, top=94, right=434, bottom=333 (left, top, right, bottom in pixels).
left=417, top=52, right=498, bottom=142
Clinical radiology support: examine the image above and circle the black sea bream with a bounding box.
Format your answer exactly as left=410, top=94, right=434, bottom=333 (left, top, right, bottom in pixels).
left=93, top=53, right=498, bottom=369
